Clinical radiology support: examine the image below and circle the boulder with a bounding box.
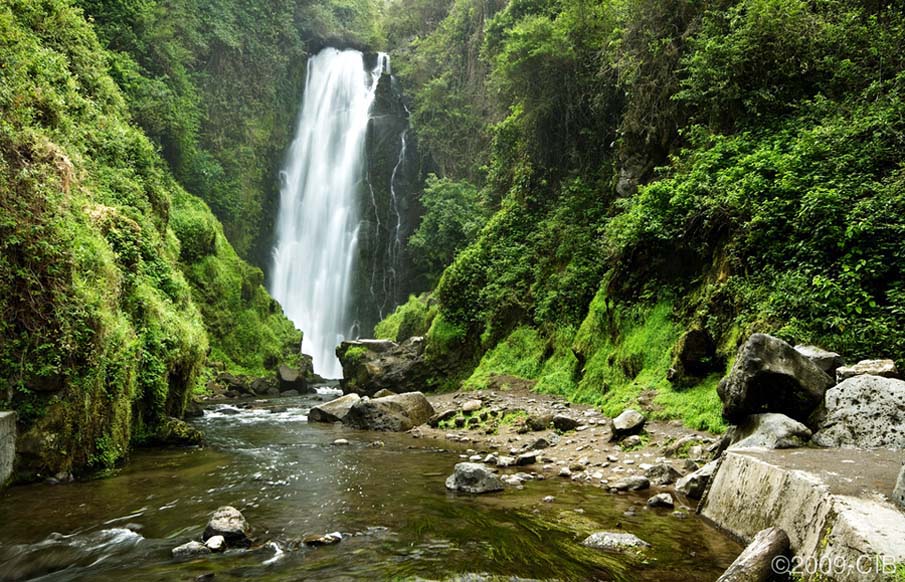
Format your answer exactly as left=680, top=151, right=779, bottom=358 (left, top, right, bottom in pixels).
left=445, top=462, right=504, bottom=494
left=894, top=464, right=905, bottom=510
left=526, top=414, right=553, bottom=431
left=202, top=506, right=250, bottom=548
left=609, top=409, right=646, bottom=441
left=336, top=337, right=430, bottom=396
left=516, top=451, right=537, bottom=466
left=835, top=359, right=899, bottom=383
left=172, top=541, right=211, bottom=559
left=727, top=413, right=812, bottom=450
left=811, top=375, right=905, bottom=449
left=647, top=493, right=675, bottom=508
left=676, top=459, right=719, bottom=499
left=794, top=345, right=844, bottom=376
left=277, top=365, right=307, bottom=393
left=552, top=415, right=579, bottom=432
left=345, top=392, right=435, bottom=432
left=610, top=476, right=650, bottom=491
left=428, top=409, right=457, bottom=427
left=718, top=334, right=833, bottom=424
left=581, top=531, right=650, bottom=552
left=373, top=389, right=396, bottom=398
left=645, top=463, right=682, bottom=486
left=620, top=435, right=642, bottom=449
left=307, top=393, right=361, bottom=424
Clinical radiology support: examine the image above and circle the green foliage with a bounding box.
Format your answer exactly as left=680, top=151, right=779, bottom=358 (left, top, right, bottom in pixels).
left=409, top=175, right=489, bottom=284
left=374, top=293, right=438, bottom=342
left=464, top=326, right=546, bottom=389
left=0, top=0, right=300, bottom=480
left=343, top=346, right=369, bottom=366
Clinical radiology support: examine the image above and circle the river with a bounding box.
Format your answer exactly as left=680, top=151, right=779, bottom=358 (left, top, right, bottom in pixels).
left=0, top=389, right=740, bottom=580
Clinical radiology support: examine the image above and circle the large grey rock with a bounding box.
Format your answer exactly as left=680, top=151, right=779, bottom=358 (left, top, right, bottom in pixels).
left=894, top=464, right=905, bottom=510
left=812, top=375, right=905, bottom=449
left=307, top=393, right=361, bottom=424
left=718, top=334, right=833, bottom=424
left=203, top=506, right=250, bottom=548
left=609, top=409, right=645, bottom=441
left=445, top=462, right=504, bottom=494
left=581, top=531, right=650, bottom=552
left=835, top=359, right=899, bottom=383
left=337, top=337, right=430, bottom=396
left=715, top=527, right=790, bottom=582
left=676, top=459, right=719, bottom=499
left=728, top=413, right=812, bottom=450
left=172, top=540, right=211, bottom=559
left=794, top=345, right=844, bottom=376
left=345, top=392, right=435, bottom=432
left=0, top=411, right=15, bottom=487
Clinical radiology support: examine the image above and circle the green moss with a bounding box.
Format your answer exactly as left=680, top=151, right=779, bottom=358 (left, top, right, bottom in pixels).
left=464, top=326, right=546, bottom=389
left=343, top=346, right=369, bottom=366
left=374, top=293, right=437, bottom=342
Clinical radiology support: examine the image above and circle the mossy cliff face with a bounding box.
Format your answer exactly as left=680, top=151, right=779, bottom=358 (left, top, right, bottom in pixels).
left=374, top=0, right=905, bottom=431
left=0, top=0, right=299, bottom=480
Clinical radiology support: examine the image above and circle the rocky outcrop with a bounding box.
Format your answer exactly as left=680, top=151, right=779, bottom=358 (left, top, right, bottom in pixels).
left=727, top=413, right=812, bottom=450
left=835, top=359, right=899, bottom=383
left=445, top=462, right=504, bottom=493
left=147, top=417, right=204, bottom=447
left=718, top=334, right=833, bottom=424
left=811, top=375, right=905, bottom=449
left=336, top=337, right=430, bottom=397
left=609, top=409, right=645, bottom=441
left=203, top=506, right=250, bottom=548
left=277, top=364, right=308, bottom=393
left=581, top=531, right=650, bottom=552
left=307, top=393, right=361, bottom=424
left=0, top=411, right=15, bottom=487
left=345, top=392, right=435, bottom=432
left=794, top=345, right=844, bottom=376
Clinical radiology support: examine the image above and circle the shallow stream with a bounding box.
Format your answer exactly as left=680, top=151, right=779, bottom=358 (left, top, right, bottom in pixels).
left=0, top=390, right=741, bottom=580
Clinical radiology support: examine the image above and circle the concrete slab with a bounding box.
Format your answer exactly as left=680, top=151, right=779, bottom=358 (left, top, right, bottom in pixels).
left=701, top=448, right=905, bottom=581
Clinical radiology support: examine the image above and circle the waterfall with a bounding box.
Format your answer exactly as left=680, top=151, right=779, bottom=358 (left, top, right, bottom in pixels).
left=271, top=48, right=388, bottom=379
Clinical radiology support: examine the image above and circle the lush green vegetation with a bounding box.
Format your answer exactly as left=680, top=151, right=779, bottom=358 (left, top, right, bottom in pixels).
left=77, top=0, right=383, bottom=264
left=380, top=0, right=905, bottom=430
left=0, top=0, right=300, bottom=479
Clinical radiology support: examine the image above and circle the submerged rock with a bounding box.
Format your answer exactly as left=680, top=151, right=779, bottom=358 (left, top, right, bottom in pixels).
left=718, top=334, right=833, bottom=424
left=307, top=393, right=361, bottom=424
left=203, top=506, right=250, bottom=548
left=172, top=541, right=211, bottom=559
left=609, top=409, right=646, bottom=441
left=345, top=392, right=435, bottom=432
left=811, top=375, right=905, bottom=449
left=581, top=531, right=650, bottom=552
left=445, top=462, right=504, bottom=494
left=727, top=413, right=812, bottom=450
left=303, top=532, right=342, bottom=546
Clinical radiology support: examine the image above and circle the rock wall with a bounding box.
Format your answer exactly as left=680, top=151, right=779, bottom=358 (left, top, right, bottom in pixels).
left=354, top=66, right=425, bottom=337
left=700, top=449, right=905, bottom=581
left=0, top=411, right=15, bottom=487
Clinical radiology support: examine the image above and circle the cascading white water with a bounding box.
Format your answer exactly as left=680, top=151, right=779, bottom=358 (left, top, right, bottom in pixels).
left=271, top=48, right=388, bottom=378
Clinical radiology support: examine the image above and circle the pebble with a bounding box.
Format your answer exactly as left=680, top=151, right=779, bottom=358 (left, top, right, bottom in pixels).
left=543, top=495, right=555, bottom=503
left=558, top=467, right=572, bottom=478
